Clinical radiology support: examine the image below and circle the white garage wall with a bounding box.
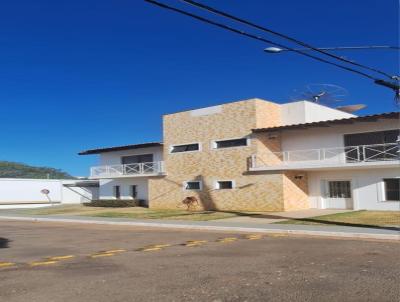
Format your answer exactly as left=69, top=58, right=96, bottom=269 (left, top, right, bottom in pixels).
left=0, top=179, right=97, bottom=205
left=308, top=168, right=400, bottom=211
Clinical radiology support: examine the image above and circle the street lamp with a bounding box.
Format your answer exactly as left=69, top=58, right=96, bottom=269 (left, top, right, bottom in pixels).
left=264, top=46, right=400, bottom=53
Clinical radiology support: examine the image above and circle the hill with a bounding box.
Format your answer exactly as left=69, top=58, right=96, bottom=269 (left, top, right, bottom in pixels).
left=0, top=161, right=75, bottom=179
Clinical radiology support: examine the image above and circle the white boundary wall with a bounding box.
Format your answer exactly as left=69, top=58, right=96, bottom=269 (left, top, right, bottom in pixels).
left=0, top=178, right=98, bottom=206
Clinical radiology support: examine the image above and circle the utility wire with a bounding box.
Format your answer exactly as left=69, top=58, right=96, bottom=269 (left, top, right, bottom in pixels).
left=144, top=0, right=377, bottom=80
left=180, top=0, right=397, bottom=80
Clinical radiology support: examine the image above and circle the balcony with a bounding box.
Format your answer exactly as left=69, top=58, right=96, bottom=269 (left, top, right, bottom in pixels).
left=90, top=161, right=165, bottom=179
left=250, top=143, right=400, bottom=171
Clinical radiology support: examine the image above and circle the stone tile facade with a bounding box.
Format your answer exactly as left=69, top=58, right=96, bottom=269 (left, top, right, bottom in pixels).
left=148, top=98, right=310, bottom=211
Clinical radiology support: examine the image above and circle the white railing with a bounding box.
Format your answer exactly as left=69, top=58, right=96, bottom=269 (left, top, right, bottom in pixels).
left=250, top=143, right=399, bottom=169
left=90, top=161, right=165, bottom=178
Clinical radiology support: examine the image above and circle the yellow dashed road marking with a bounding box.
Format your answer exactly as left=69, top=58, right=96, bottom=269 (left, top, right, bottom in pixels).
left=103, top=249, right=126, bottom=254
left=245, top=234, right=263, bottom=240
left=0, top=262, right=15, bottom=268
left=137, top=244, right=171, bottom=252
left=90, top=253, right=115, bottom=258
left=30, top=260, right=58, bottom=267
left=217, top=237, right=238, bottom=243
left=184, top=240, right=207, bottom=247
left=150, top=244, right=171, bottom=248
left=47, top=255, right=75, bottom=261
left=3, top=234, right=272, bottom=270
left=269, top=234, right=288, bottom=237
left=141, top=247, right=162, bottom=252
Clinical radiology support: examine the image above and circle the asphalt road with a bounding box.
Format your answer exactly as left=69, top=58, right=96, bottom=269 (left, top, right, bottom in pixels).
left=0, top=221, right=399, bottom=302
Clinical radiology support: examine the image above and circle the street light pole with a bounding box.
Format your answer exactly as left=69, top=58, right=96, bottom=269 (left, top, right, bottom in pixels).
left=264, top=46, right=400, bottom=53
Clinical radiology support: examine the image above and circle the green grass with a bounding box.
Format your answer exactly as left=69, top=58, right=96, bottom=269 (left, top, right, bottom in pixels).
left=276, top=210, right=400, bottom=227
left=23, top=205, right=239, bottom=221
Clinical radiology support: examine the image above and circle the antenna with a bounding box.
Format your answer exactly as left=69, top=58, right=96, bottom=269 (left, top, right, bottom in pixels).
left=290, top=84, right=348, bottom=107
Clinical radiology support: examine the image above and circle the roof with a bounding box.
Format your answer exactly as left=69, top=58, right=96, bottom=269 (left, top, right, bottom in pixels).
left=252, top=111, right=399, bottom=133
left=78, top=142, right=163, bottom=155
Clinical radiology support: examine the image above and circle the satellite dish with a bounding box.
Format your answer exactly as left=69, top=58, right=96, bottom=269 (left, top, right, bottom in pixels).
left=290, top=84, right=348, bottom=107
left=336, top=104, right=366, bottom=113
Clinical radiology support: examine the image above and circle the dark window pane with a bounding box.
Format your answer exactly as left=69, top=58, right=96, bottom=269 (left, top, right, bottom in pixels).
left=344, top=130, right=399, bottom=162
left=218, top=181, right=233, bottom=189
left=215, top=138, right=247, bottom=149
left=114, top=186, right=120, bottom=199
left=171, top=144, right=199, bottom=153
left=130, top=185, right=137, bottom=198
left=384, top=179, right=400, bottom=201
left=122, top=154, right=153, bottom=164
left=328, top=181, right=351, bottom=198
left=185, top=181, right=201, bottom=190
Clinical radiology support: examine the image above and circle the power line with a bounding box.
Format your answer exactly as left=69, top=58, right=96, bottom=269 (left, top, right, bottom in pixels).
left=144, top=0, right=377, bottom=80
left=180, top=0, right=397, bottom=80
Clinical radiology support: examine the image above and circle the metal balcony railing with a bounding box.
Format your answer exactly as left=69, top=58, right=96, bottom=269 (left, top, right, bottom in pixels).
left=90, top=161, right=165, bottom=178
left=250, top=143, right=399, bottom=169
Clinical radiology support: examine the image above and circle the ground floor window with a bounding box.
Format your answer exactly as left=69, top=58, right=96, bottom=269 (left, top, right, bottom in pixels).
left=184, top=181, right=202, bottom=190
left=216, top=180, right=234, bottom=190
left=328, top=181, right=351, bottom=198
left=130, top=185, right=137, bottom=198
left=383, top=179, right=400, bottom=201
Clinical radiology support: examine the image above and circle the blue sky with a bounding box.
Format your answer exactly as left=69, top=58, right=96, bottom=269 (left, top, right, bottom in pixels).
left=1, top=0, right=398, bottom=176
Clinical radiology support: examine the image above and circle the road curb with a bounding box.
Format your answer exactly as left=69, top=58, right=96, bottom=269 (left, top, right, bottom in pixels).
left=0, top=216, right=398, bottom=241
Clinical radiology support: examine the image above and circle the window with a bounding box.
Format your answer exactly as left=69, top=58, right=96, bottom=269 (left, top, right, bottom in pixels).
left=184, top=181, right=202, bottom=191
left=130, top=185, right=137, bottom=199
left=170, top=143, right=200, bottom=153
left=216, top=181, right=234, bottom=190
left=344, top=130, right=399, bottom=162
left=122, top=154, right=153, bottom=164
left=384, top=179, right=400, bottom=201
left=113, top=185, right=121, bottom=199
left=328, top=181, right=351, bottom=198
left=213, top=138, right=248, bottom=149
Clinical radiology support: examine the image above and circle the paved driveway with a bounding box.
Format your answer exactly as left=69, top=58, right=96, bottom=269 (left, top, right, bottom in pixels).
left=0, top=220, right=399, bottom=302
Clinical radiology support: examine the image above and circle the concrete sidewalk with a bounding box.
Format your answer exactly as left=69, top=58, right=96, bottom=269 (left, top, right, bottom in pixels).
left=0, top=212, right=398, bottom=241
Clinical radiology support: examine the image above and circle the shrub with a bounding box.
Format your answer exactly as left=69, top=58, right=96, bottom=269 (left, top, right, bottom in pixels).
left=181, top=196, right=199, bottom=211
left=84, top=199, right=141, bottom=208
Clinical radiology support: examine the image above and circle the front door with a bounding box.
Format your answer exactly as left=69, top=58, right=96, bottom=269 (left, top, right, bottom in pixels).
left=323, top=180, right=353, bottom=209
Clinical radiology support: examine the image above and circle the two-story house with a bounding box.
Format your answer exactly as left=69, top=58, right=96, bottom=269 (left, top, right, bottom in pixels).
left=79, top=98, right=400, bottom=211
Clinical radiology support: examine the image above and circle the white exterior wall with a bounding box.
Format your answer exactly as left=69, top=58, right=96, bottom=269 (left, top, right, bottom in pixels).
left=308, top=168, right=400, bottom=211
left=281, top=119, right=399, bottom=151
left=98, top=146, right=163, bottom=166
left=0, top=179, right=97, bottom=205
left=96, top=147, right=163, bottom=203
left=99, top=178, right=149, bottom=204
left=281, top=101, right=355, bottom=126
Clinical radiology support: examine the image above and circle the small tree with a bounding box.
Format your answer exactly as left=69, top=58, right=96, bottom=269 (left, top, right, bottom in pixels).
left=182, top=196, right=199, bottom=211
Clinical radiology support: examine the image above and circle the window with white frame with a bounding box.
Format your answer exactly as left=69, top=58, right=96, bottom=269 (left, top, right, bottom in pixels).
left=213, top=138, right=248, bottom=149
left=170, top=143, right=200, bottom=153
left=383, top=179, right=400, bottom=201
left=327, top=181, right=351, bottom=198
left=216, top=180, right=234, bottom=190
left=184, top=181, right=202, bottom=190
